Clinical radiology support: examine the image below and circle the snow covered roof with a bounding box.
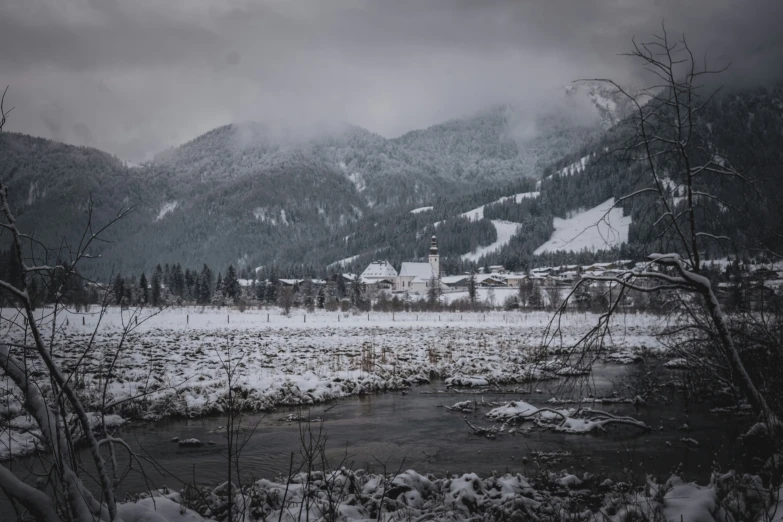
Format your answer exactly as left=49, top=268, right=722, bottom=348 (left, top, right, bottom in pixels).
left=361, top=260, right=398, bottom=279
left=532, top=267, right=554, bottom=274
left=441, top=275, right=470, bottom=285
left=279, top=278, right=302, bottom=286
left=399, top=262, right=435, bottom=279
left=476, top=274, right=504, bottom=283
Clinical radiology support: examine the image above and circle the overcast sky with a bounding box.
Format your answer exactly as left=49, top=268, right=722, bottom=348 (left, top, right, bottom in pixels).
left=1, top=0, right=781, bottom=162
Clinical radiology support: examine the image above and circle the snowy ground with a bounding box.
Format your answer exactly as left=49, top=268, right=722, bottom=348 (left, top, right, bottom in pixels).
left=119, top=467, right=767, bottom=522
left=534, top=197, right=631, bottom=254
left=0, top=307, right=669, bottom=460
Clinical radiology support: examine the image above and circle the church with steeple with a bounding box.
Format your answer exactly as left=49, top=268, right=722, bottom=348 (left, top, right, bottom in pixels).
left=394, top=234, right=443, bottom=293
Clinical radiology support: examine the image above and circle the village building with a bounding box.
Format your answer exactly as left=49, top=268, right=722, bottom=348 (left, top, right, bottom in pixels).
left=360, top=260, right=398, bottom=290
left=441, top=275, right=471, bottom=289
left=476, top=274, right=506, bottom=287
left=395, top=235, right=443, bottom=293
left=505, top=273, right=527, bottom=287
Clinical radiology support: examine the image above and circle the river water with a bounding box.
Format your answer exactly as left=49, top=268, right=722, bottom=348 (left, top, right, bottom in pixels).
left=1, top=363, right=746, bottom=518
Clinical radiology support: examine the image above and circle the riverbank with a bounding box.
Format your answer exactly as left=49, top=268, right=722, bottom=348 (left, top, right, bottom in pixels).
left=121, top=466, right=782, bottom=522
left=0, top=308, right=677, bottom=460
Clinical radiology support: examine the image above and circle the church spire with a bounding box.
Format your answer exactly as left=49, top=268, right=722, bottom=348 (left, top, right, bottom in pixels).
left=429, top=234, right=438, bottom=256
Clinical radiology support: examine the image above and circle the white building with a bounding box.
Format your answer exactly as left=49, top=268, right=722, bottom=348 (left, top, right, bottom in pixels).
left=360, top=260, right=398, bottom=282
left=360, top=260, right=398, bottom=289
left=395, top=235, right=443, bottom=293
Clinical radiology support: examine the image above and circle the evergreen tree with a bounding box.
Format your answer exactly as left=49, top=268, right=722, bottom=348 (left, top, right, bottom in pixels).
left=317, top=286, right=326, bottom=309
left=255, top=279, right=266, bottom=301
left=112, top=274, right=125, bottom=306
left=173, top=263, right=185, bottom=297
left=6, top=247, right=23, bottom=297
left=184, top=269, right=194, bottom=300
left=427, top=275, right=441, bottom=309
left=198, top=264, right=213, bottom=304
left=224, top=265, right=240, bottom=301
left=266, top=270, right=279, bottom=304
left=467, top=271, right=478, bottom=307
left=336, top=274, right=347, bottom=298
left=302, top=277, right=314, bottom=311
left=350, top=277, right=365, bottom=308
left=519, top=278, right=532, bottom=308
left=28, top=277, right=40, bottom=310
left=151, top=270, right=162, bottom=306
left=215, top=272, right=223, bottom=293
left=528, top=282, right=543, bottom=310
left=139, top=272, right=149, bottom=304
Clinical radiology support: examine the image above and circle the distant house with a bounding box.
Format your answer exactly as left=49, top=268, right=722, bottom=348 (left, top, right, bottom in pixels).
left=441, top=275, right=471, bottom=289
left=477, top=274, right=505, bottom=287
left=505, top=273, right=527, bottom=287
left=554, top=271, right=579, bottom=283
left=488, top=265, right=506, bottom=274
left=279, top=278, right=303, bottom=287
left=360, top=261, right=398, bottom=287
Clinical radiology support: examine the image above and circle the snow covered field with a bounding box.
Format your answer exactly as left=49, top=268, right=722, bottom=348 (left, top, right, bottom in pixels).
left=0, top=307, right=668, bottom=460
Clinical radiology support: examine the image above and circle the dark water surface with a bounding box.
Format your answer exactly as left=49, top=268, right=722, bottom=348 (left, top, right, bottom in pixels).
left=2, top=363, right=747, bottom=518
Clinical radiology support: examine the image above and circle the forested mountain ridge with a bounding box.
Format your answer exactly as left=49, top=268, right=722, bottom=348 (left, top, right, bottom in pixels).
left=3, top=82, right=779, bottom=278
left=316, top=83, right=783, bottom=275
left=0, top=83, right=628, bottom=277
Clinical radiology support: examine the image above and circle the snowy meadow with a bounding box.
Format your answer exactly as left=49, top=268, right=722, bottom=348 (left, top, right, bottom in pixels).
left=0, top=306, right=669, bottom=445
left=1, top=306, right=776, bottom=521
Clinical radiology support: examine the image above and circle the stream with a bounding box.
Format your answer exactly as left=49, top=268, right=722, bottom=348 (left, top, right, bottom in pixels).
left=1, top=362, right=747, bottom=518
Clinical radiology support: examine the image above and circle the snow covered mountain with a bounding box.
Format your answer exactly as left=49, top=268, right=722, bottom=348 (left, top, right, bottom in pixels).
left=1, top=81, right=779, bottom=276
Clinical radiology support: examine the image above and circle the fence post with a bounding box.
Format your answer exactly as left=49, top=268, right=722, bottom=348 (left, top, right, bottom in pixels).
left=187, top=314, right=189, bottom=324
left=227, top=314, right=230, bottom=324
left=338, top=315, right=340, bottom=322
left=82, top=316, right=85, bottom=326
left=267, top=313, right=269, bottom=322
left=304, top=314, right=306, bottom=323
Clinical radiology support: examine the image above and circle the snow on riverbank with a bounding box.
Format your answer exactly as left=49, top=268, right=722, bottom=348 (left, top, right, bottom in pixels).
left=119, top=467, right=748, bottom=522
left=0, top=308, right=668, bottom=459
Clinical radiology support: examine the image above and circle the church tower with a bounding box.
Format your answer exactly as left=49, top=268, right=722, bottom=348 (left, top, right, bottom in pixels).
left=428, top=235, right=440, bottom=278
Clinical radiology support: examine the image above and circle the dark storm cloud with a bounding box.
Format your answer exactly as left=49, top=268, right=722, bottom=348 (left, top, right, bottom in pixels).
left=0, top=0, right=780, bottom=162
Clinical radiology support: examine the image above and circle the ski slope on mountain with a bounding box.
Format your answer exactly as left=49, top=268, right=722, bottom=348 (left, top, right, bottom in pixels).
left=452, top=192, right=538, bottom=260
left=534, top=198, right=631, bottom=254
left=461, top=220, right=519, bottom=261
